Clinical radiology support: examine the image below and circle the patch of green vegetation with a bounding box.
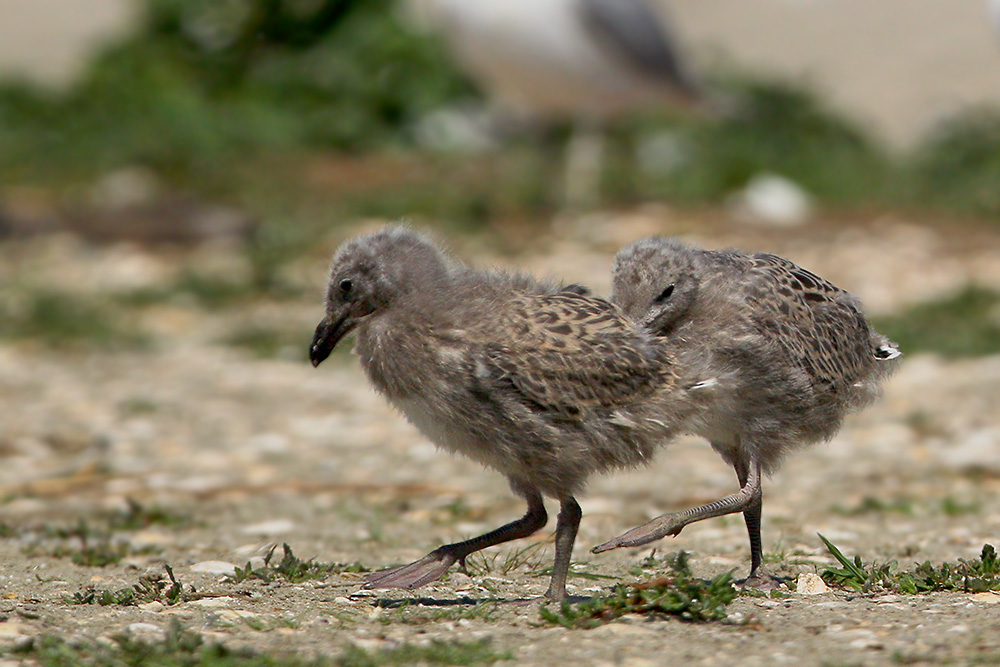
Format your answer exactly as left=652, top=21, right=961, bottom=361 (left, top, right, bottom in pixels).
left=0, top=269, right=302, bottom=353
left=51, top=539, right=148, bottom=568
left=115, top=271, right=267, bottom=309
left=891, top=648, right=1000, bottom=665
left=35, top=518, right=153, bottom=567
left=221, top=324, right=307, bottom=361
left=118, top=396, right=162, bottom=416
left=7, top=0, right=1000, bottom=254
left=68, top=564, right=200, bottom=607
left=9, top=620, right=331, bottom=667
left=540, top=551, right=735, bottom=629
left=171, top=272, right=260, bottom=308
left=894, top=544, right=1000, bottom=595
left=819, top=534, right=1000, bottom=594
left=226, top=543, right=367, bottom=584
left=904, top=108, right=1000, bottom=217
left=831, top=496, right=915, bottom=517
left=631, top=77, right=891, bottom=206
left=111, top=498, right=191, bottom=530
left=0, top=288, right=147, bottom=349
left=817, top=534, right=894, bottom=592
left=0, top=0, right=472, bottom=182
left=23, top=501, right=187, bottom=566
left=738, top=587, right=792, bottom=600
left=338, top=639, right=512, bottom=666
left=904, top=410, right=947, bottom=440
left=940, top=496, right=982, bottom=517
left=875, top=286, right=1000, bottom=358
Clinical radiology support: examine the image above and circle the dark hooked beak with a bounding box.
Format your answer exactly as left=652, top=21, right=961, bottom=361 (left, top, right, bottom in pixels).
left=309, top=310, right=353, bottom=367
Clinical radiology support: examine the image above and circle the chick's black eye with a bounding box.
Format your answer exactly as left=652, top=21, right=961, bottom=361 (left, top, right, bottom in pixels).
left=339, top=279, right=353, bottom=295
left=654, top=284, right=675, bottom=303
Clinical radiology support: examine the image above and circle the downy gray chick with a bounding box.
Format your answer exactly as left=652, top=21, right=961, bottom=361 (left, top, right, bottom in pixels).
left=593, top=237, right=901, bottom=586
left=310, top=227, right=698, bottom=601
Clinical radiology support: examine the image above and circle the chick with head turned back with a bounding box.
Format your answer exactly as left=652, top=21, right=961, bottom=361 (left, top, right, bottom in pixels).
left=309, top=226, right=700, bottom=601
left=592, top=237, right=901, bottom=587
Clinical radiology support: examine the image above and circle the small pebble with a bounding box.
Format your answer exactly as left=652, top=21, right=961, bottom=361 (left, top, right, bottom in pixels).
left=126, top=623, right=164, bottom=640
left=184, top=597, right=236, bottom=609
left=190, top=561, right=238, bottom=577
left=795, top=572, right=831, bottom=595
left=240, top=519, right=294, bottom=536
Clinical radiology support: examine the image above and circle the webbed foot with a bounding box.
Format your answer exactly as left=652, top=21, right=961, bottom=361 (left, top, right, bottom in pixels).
left=364, top=548, right=458, bottom=590
left=591, top=512, right=687, bottom=553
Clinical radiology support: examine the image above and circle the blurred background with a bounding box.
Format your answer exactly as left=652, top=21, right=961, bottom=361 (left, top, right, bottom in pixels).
left=2, top=0, right=1000, bottom=361
left=2, top=1, right=1000, bottom=657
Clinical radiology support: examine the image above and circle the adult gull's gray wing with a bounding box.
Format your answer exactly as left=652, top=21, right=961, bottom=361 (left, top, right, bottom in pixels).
left=577, top=0, right=703, bottom=98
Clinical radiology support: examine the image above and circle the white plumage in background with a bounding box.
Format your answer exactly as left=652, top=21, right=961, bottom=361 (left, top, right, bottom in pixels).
left=408, top=0, right=708, bottom=207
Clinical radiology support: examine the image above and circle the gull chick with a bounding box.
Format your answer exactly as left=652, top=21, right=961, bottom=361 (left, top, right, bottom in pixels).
left=310, top=226, right=694, bottom=601
left=594, top=237, right=901, bottom=586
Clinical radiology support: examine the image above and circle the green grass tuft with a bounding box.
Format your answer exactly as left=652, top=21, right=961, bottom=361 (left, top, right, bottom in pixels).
left=539, top=551, right=735, bottom=628
left=819, top=534, right=1000, bottom=594
left=13, top=620, right=510, bottom=666
left=68, top=564, right=200, bottom=607
left=226, top=543, right=367, bottom=584
left=338, top=639, right=512, bottom=666
left=10, top=619, right=331, bottom=666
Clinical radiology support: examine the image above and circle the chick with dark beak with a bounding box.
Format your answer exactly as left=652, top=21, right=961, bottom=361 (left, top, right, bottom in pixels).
left=309, top=310, right=352, bottom=368
left=305, top=226, right=697, bottom=602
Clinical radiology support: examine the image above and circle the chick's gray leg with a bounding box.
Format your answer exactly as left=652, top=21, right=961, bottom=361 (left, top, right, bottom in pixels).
left=733, top=458, right=778, bottom=589
left=364, top=489, right=548, bottom=591
left=592, top=460, right=762, bottom=553
left=545, top=497, right=582, bottom=602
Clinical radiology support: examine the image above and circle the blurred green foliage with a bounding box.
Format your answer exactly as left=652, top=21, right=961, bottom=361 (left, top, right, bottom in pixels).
left=0, top=288, right=146, bottom=349
left=2, top=0, right=1000, bottom=224
left=627, top=79, right=891, bottom=205
left=0, top=0, right=473, bottom=180
left=875, top=286, right=1000, bottom=358
left=903, top=108, right=1000, bottom=217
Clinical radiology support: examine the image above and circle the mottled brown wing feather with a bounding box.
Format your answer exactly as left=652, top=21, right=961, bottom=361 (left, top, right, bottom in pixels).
left=745, top=253, right=873, bottom=390
left=485, top=293, right=674, bottom=416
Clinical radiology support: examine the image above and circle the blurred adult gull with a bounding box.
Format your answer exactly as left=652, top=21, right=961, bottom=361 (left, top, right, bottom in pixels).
left=411, top=0, right=707, bottom=206
left=990, top=0, right=1000, bottom=42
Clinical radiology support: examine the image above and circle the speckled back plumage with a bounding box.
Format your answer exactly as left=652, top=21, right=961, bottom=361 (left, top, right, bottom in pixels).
left=612, top=237, right=901, bottom=475
left=322, top=227, right=693, bottom=498
left=486, top=292, right=677, bottom=416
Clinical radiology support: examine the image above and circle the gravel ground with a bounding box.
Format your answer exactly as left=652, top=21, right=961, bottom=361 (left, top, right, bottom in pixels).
left=1, top=212, right=1000, bottom=665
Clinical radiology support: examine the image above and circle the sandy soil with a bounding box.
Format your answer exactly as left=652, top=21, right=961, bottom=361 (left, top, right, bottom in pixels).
left=1, top=212, right=1000, bottom=665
